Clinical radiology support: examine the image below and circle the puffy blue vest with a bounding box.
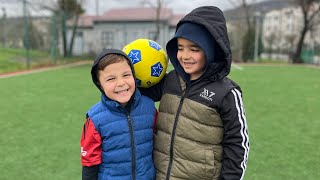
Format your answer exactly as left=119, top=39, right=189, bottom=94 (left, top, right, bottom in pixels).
left=88, top=91, right=156, bottom=180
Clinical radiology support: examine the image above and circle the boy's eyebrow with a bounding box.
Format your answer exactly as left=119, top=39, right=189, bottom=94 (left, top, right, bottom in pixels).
left=102, top=70, right=132, bottom=77
left=177, top=44, right=200, bottom=48
left=124, top=70, right=133, bottom=74
left=101, top=74, right=114, bottom=79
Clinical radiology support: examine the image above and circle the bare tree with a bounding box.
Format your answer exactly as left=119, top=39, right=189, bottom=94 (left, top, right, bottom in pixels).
left=228, top=22, right=244, bottom=62
left=293, top=0, right=320, bottom=63
left=265, top=32, right=276, bottom=59
left=227, top=0, right=256, bottom=61
left=285, top=34, right=296, bottom=59
left=65, top=0, right=84, bottom=57
left=140, top=0, right=167, bottom=41
left=37, top=0, right=84, bottom=57
left=228, top=0, right=255, bottom=29
left=58, top=0, right=84, bottom=57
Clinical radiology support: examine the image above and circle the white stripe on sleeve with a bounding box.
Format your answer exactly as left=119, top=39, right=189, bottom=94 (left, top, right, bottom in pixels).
left=231, top=89, right=250, bottom=180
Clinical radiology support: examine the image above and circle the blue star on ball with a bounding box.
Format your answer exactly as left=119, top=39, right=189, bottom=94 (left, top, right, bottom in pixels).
left=151, top=62, right=163, bottom=77
left=128, top=50, right=141, bottom=64
left=149, top=41, right=162, bottom=51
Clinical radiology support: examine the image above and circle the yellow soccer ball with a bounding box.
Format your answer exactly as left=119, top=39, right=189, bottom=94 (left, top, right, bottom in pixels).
left=123, top=39, right=168, bottom=88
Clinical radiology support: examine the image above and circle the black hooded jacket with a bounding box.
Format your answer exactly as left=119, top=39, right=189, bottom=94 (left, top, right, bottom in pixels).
left=140, top=6, right=250, bottom=180
left=167, top=6, right=232, bottom=83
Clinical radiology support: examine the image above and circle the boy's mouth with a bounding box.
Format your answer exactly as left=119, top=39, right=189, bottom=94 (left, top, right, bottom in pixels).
left=116, top=89, right=129, bottom=94
left=184, top=62, right=195, bottom=65
left=183, top=61, right=196, bottom=67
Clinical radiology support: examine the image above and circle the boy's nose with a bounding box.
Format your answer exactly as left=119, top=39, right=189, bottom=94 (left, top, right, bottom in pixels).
left=117, top=78, right=126, bottom=86
left=182, top=52, right=191, bottom=60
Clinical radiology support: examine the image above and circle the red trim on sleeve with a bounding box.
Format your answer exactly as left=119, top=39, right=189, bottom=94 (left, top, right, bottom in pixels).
left=153, top=110, right=158, bottom=133
left=81, top=118, right=102, bottom=166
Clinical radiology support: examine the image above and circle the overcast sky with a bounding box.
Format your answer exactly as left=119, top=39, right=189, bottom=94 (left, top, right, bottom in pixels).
left=83, top=0, right=244, bottom=15
left=0, top=0, right=265, bottom=17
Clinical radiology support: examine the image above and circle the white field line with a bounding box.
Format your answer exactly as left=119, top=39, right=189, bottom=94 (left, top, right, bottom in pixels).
left=236, top=63, right=320, bottom=69
left=231, top=63, right=244, bottom=70
left=0, top=61, right=91, bottom=79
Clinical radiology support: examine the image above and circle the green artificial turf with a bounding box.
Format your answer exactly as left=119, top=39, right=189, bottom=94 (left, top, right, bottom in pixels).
left=229, top=65, right=320, bottom=179
left=0, top=64, right=319, bottom=179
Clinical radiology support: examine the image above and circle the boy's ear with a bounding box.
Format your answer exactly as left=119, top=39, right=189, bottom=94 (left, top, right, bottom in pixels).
left=97, top=82, right=103, bottom=89
left=96, top=81, right=103, bottom=91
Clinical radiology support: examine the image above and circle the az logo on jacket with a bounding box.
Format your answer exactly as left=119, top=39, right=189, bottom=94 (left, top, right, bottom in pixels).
left=200, top=88, right=215, bottom=101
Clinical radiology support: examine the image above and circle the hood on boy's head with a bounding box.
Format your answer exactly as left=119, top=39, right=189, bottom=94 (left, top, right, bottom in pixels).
left=168, top=22, right=215, bottom=64
left=91, top=48, right=135, bottom=93
left=166, top=22, right=216, bottom=81
left=166, top=6, right=232, bottom=81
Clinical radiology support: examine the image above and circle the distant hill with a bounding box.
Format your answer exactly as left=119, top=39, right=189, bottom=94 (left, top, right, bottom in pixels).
left=224, top=0, right=296, bottom=20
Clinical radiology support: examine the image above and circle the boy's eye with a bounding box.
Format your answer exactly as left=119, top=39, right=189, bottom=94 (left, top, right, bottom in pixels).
left=191, top=48, right=200, bottom=52
left=106, top=77, right=115, bottom=81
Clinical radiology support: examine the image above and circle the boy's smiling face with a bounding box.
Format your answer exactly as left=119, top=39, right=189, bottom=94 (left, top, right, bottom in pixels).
left=177, top=38, right=206, bottom=80
left=98, top=60, right=135, bottom=107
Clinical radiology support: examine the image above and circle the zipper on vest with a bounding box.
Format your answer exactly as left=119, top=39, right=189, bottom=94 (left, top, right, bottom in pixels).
left=127, top=115, right=136, bottom=180
left=166, top=95, right=186, bottom=180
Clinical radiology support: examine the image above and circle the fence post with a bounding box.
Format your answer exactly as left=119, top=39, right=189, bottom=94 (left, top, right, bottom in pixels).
left=1, top=7, right=6, bottom=47
left=254, top=12, right=261, bottom=62
left=23, top=0, right=30, bottom=69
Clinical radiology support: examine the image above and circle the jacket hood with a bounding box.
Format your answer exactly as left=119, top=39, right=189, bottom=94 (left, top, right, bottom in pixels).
left=91, top=48, right=136, bottom=93
left=166, top=6, right=232, bottom=82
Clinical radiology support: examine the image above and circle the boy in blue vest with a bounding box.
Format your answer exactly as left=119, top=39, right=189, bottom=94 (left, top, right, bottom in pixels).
left=80, top=49, right=156, bottom=180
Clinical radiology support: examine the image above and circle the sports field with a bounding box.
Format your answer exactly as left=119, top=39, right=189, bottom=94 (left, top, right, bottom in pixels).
left=0, top=64, right=319, bottom=179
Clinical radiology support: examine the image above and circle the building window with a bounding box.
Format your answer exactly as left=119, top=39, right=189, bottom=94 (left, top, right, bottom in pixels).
left=76, top=32, right=83, bottom=37
left=126, top=31, right=139, bottom=43
left=101, top=31, right=114, bottom=48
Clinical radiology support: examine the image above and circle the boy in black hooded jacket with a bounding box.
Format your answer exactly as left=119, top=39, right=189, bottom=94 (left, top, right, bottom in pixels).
left=139, top=6, right=250, bottom=180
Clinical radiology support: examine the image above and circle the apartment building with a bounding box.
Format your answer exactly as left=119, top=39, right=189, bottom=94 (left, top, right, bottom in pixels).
left=262, top=5, right=320, bottom=54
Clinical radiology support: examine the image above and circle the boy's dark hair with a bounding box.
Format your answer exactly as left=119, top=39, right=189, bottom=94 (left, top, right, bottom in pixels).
left=94, top=54, right=129, bottom=83
left=91, top=49, right=135, bottom=93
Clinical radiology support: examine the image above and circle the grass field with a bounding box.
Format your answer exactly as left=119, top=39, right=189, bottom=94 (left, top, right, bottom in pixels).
left=229, top=65, right=320, bottom=179
left=0, top=47, right=50, bottom=74
left=0, top=64, right=319, bottom=179
left=0, top=47, right=93, bottom=74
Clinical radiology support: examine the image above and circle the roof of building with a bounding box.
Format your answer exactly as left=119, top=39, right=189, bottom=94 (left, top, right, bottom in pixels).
left=77, top=15, right=97, bottom=27
left=169, top=14, right=184, bottom=26
left=74, top=7, right=184, bottom=27
left=95, top=7, right=173, bottom=22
